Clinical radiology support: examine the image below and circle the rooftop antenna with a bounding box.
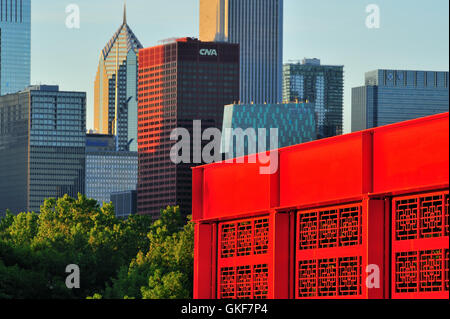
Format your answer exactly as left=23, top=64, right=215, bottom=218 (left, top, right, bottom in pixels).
left=123, top=0, right=127, bottom=25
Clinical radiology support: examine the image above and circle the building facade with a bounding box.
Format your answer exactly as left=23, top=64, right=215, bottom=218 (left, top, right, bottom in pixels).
left=0, top=85, right=86, bottom=214
left=351, top=69, right=449, bottom=132
left=283, top=59, right=344, bottom=139
left=222, top=102, right=316, bottom=158
left=111, top=190, right=137, bottom=219
left=93, top=5, right=142, bottom=151
left=138, top=38, right=240, bottom=218
left=85, top=134, right=137, bottom=205
left=0, top=0, right=31, bottom=95
left=200, top=0, right=283, bottom=104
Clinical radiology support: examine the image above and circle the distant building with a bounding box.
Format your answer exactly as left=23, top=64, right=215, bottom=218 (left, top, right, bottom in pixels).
left=111, top=190, right=137, bottom=219
left=352, top=70, right=449, bottom=132
left=0, top=85, right=86, bottom=214
left=86, top=133, right=116, bottom=152
left=283, top=59, right=344, bottom=139
left=0, top=0, right=31, bottom=95
left=85, top=134, right=137, bottom=205
left=200, top=0, right=283, bottom=104
left=138, top=37, right=240, bottom=218
left=93, top=4, right=142, bottom=151
left=222, top=102, right=316, bottom=158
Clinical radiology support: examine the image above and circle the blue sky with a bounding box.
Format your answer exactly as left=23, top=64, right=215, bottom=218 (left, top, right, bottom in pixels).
left=31, top=0, right=449, bottom=133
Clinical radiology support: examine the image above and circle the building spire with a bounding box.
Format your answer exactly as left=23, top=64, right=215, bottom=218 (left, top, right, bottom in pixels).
left=123, top=1, right=127, bottom=25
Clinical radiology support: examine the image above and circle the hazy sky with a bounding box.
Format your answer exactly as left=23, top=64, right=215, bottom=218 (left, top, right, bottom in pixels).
left=31, top=0, right=449, bottom=133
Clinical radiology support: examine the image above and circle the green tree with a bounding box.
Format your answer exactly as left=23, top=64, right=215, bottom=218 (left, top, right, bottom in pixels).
left=100, top=206, right=194, bottom=299
left=0, top=194, right=154, bottom=299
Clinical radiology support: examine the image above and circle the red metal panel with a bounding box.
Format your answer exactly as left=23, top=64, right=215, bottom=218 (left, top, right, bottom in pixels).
left=279, top=133, right=365, bottom=208
left=295, top=200, right=385, bottom=299
left=193, top=223, right=215, bottom=299
left=203, top=163, right=272, bottom=220
left=216, top=215, right=274, bottom=299
left=391, top=190, right=449, bottom=299
left=192, top=113, right=450, bottom=300
left=373, top=113, right=449, bottom=195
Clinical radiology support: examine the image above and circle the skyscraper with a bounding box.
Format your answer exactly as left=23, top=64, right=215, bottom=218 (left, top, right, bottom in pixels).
left=94, top=4, right=142, bottom=151
left=283, top=59, right=344, bottom=138
left=200, top=0, right=283, bottom=104
left=351, top=69, right=449, bottom=132
left=0, top=0, right=31, bottom=95
left=138, top=38, right=240, bottom=218
left=0, top=85, right=86, bottom=214
left=222, top=102, right=316, bottom=158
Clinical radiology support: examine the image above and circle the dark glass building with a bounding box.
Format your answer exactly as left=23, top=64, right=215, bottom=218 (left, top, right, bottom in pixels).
left=137, top=38, right=240, bottom=218
left=0, top=0, right=31, bottom=95
left=111, top=190, right=137, bottom=219
left=222, top=102, right=316, bottom=158
left=351, top=69, right=449, bottom=132
left=0, top=85, right=86, bottom=214
left=283, top=59, right=344, bottom=139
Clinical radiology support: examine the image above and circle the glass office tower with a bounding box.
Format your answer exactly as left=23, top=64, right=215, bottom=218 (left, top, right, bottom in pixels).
left=200, top=0, right=283, bottom=104
left=283, top=59, right=344, bottom=139
left=138, top=38, right=240, bottom=218
left=351, top=70, right=449, bottom=132
left=85, top=133, right=138, bottom=205
left=93, top=4, right=142, bottom=151
left=222, top=102, right=316, bottom=158
left=0, top=0, right=31, bottom=95
left=0, top=85, right=86, bottom=214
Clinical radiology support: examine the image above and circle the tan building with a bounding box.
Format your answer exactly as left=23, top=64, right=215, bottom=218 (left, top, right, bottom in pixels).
left=93, top=4, right=142, bottom=151
left=199, top=0, right=284, bottom=104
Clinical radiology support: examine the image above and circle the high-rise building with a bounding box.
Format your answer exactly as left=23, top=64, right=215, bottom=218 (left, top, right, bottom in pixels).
left=85, top=133, right=138, bottom=205
left=93, top=4, right=142, bottom=151
left=0, top=85, right=86, bottom=214
left=222, top=102, right=316, bottom=158
left=352, top=70, right=449, bottom=132
left=283, top=59, right=344, bottom=139
left=200, top=0, right=283, bottom=104
left=0, top=0, right=31, bottom=95
left=138, top=38, right=240, bottom=218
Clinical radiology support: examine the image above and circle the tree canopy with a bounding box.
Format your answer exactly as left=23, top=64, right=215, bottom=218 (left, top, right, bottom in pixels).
left=0, top=194, right=193, bottom=299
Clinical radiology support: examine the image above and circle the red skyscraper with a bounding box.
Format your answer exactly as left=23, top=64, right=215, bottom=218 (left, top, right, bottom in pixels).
left=137, top=38, right=239, bottom=218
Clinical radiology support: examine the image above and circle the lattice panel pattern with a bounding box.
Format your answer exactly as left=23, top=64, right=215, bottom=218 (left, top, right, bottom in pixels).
left=218, top=216, right=271, bottom=299
left=219, top=264, right=269, bottom=299
left=392, top=191, right=449, bottom=298
left=394, top=192, right=448, bottom=240
left=395, top=249, right=449, bottom=294
left=296, top=203, right=364, bottom=299
left=297, top=257, right=362, bottom=298
left=220, top=218, right=270, bottom=258
left=298, top=204, right=362, bottom=250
